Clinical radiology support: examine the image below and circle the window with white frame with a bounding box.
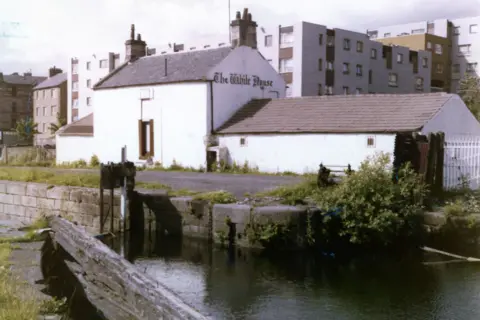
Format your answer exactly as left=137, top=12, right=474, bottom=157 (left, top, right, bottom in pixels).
left=467, top=63, right=478, bottom=73
left=279, top=58, right=293, bottom=73
left=427, top=41, right=432, bottom=49
left=87, top=79, right=91, bottom=88
left=454, top=26, right=460, bottom=35
left=99, top=59, right=108, bottom=68
left=356, top=41, right=363, bottom=52
left=356, top=64, right=363, bottom=76
left=415, top=77, right=424, bottom=91
left=280, top=32, right=293, bottom=47
left=388, top=73, right=398, bottom=87
left=343, top=38, right=350, bottom=50
left=72, top=81, right=79, bottom=92
left=72, top=63, right=78, bottom=74
left=459, top=44, right=471, bottom=54
left=371, top=48, right=377, bottom=59
left=86, top=97, right=92, bottom=106
left=43, top=106, right=47, bottom=116
left=326, top=61, right=334, bottom=70
left=51, top=105, right=57, bottom=115
left=35, top=108, right=39, bottom=117
left=343, top=62, right=350, bottom=74
left=325, top=86, right=333, bottom=95
left=470, top=24, right=478, bottom=34
left=264, top=35, right=272, bottom=47
left=50, top=88, right=54, bottom=97
left=397, top=53, right=404, bottom=63
left=86, top=61, right=91, bottom=70
left=72, top=99, right=78, bottom=108
left=422, top=57, right=428, bottom=68
left=42, top=123, right=46, bottom=133
left=435, top=44, right=443, bottom=55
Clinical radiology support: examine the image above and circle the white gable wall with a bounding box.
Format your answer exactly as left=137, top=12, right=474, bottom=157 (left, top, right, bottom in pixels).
left=207, top=46, right=286, bottom=132
left=218, top=133, right=396, bottom=174
left=93, top=83, right=208, bottom=167
left=422, top=95, right=480, bottom=137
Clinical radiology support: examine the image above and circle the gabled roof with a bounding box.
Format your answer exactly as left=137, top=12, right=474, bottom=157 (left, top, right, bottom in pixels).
left=34, top=72, right=68, bottom=90
left=57, top=113, right=93, bottom=137
left=2, top=73, right=46, bottom=86
left=216, top=93, right=456, bottom=134
left=94, top=47, right=232, bottom=90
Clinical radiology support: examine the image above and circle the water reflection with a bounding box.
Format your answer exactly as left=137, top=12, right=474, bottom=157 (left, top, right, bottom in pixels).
left=111, top=230, right=480, bottom=320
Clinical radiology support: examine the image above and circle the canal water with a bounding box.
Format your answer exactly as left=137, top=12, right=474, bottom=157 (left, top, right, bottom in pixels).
left=106, top=231, right=480, bottom=320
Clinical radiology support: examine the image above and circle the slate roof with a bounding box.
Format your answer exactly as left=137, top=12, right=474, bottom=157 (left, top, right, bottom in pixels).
left=57, top=113, right=93, bottom=137
left=2, top=73, right=46, bottom=86
left=216, top=93, right=456, bottom=134
left=34, top=72, right=67, bottom=90
left=94, top=47, right=233, bottom=90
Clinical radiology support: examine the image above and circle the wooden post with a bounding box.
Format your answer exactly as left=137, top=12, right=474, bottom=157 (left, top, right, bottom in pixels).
left=99, top=164, right=104, bottom=234
left=121, top=146, right=127, bottom=233
left=425, top=133, right=437, bottom=188
left=110, top=187, right=114, bottom=233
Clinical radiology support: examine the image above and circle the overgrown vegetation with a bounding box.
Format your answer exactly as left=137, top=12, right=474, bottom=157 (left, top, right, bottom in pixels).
left=48, top=113, right=67, bottom=136
left=257, top=153, right=428, bottom=249
left=14, top=118, right=39, bottom=142
left=459, top=74, right=480, bottom=120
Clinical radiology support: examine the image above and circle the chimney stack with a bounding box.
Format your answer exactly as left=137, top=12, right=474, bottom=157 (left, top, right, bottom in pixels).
left=125, top=24, right=147, bottom=62
left=48, top=66, right=63, bottom=77
left=230, top=8, right=258, bottom=49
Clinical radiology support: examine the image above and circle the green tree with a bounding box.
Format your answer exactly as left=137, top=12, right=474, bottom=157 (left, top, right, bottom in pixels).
left=14, top=118, right=39, bottom=141
left=49, top=113, right=67, bottom=136
left=458, top=74, right=480, bottom=119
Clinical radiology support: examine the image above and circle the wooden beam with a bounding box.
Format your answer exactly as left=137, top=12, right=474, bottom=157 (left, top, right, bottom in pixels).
left=46, top=216, right=208, bottom=320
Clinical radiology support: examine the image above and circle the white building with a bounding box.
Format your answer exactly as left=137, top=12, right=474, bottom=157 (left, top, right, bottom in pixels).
left=67, top=51, right=123, bottom=124
left=56, top=9, right=287, bottom=168
left=215, top=93, right=480, bottom=174
left=368, top=16, right=480, bottom=92
left=256, top=21, right=431, bottom=97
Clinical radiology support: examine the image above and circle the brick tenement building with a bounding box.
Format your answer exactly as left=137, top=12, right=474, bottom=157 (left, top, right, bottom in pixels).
left=0, top=71, right=47, bottom=130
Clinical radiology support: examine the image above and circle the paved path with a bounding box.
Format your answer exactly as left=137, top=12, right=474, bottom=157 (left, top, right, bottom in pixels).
left=8, top=167, right=303, bottom=199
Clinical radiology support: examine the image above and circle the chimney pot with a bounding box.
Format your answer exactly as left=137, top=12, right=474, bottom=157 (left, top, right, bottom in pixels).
left=137, top=34, right=142, bottom=41
left=130, top=24, right=135, bottom=40
left=236, top=11, right=241, bottom=19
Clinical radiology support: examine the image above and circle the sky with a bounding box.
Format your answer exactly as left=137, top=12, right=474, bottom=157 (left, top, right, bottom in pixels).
left=1, top=0, right=480, bottom=76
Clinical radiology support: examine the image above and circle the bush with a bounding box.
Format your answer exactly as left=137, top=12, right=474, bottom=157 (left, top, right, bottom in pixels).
left=315, top=153, right=427, bottom=248
left=89, top=154, right=100, bottom=167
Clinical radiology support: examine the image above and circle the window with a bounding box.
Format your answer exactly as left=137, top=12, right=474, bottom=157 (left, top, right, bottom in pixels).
left=467, top=63, right=478, bottom=73
left=427, top=41, right=432, bottom=49
left=43, top=106, right=47, bottom=116
left=239, top=137, right=247, bottom=146
left=355, top=88, right=362, bottom=95
left=264, top=35, right=272, bottom=47
left=459, top=44, right=471, bottom=54
left=356, top=64, right=363, bottom=76
left=86, top=61, right=91, bottom=70
left=326, top=61, right=334, bottom=70
left=42, top=90, right=46, bottom=98
left=371, top=48, right=377, bottom=59
left=318, top=59, right=323, bottom=71
left=422, top=57, right=428, bottom=68
left=36, top=108, right=39, bottom=117
left=280, top=32, right=293, bottom=47
left=42, top=123, right=46, bottom=133
left=72, top=99, right=78, bottom=108
left=325, top=86, right=333, bottom=95
left=279, top=58, right=293, bottom=73
left=343, top=62, right=350, bottom=74
left=51, top=88, right=55, bottom=97
left=435, top=44, right=443, bottom=55
left=99, top=59, right=108, bottom=68
left=72, top=81, right=79, bottom=92
left=367, top=30, right=378, bottom=39
left=453, top=64, right=460, bottom=73
left=412, top=28, right=425, bottom=34
left=343, top=86, right=349, bottom=95
left=86, top=97, right=92, bottom=106
left=415, top=77, right=424, bottom=91
left=317, top=84, right=323, bottom=96
left=366, top=136, right=376, bottom=148
left=327, top=35, right=334, bottom=46
left=436, top=63, right=444, bottom=74
left=51, top=105, right=57, bottom=115
left=138, top=120, right=154, bottom=157
left=343, top=38, right=350, bottom=50
left=72, top=63, right=78, bottom=74
left=87, top=79, right=91, bottom=88
left=454, top=26, right=460, bottom=35
left=383, top=33, right=391, bottom=37
left=286, top=86, right=292, bottom=97
left=356, top=41, right=363, bottom=53
left=397, top=53, right=404, bottom=63
left=368, top=70, right=373, bottom=84
left=11, top=86, right=17, bottom=97
left=319, top=34, right=323, bottom=45
left=388, top=73, right=398, bottom=87
left=470, top=24, right=478, bottom=34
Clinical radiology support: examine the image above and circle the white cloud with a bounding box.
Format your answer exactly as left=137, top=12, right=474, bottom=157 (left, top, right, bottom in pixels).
left=0, top=0, right=479, bottom=75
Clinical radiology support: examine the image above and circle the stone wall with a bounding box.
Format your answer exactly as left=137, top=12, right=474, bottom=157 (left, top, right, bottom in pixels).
left=139, top=191, right=308, bottom=249
left=0, top=180, right=123, bottom=234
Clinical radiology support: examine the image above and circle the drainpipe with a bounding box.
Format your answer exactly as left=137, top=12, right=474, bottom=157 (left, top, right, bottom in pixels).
left=209, top=81, right=215, bottom=134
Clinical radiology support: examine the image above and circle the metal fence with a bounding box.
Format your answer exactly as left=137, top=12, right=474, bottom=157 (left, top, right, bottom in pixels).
left=444, top=135, right=480, bottom=190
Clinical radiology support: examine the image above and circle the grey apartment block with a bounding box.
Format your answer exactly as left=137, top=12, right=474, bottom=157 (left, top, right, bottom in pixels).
left=257, top=21, right=431, bottom=97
